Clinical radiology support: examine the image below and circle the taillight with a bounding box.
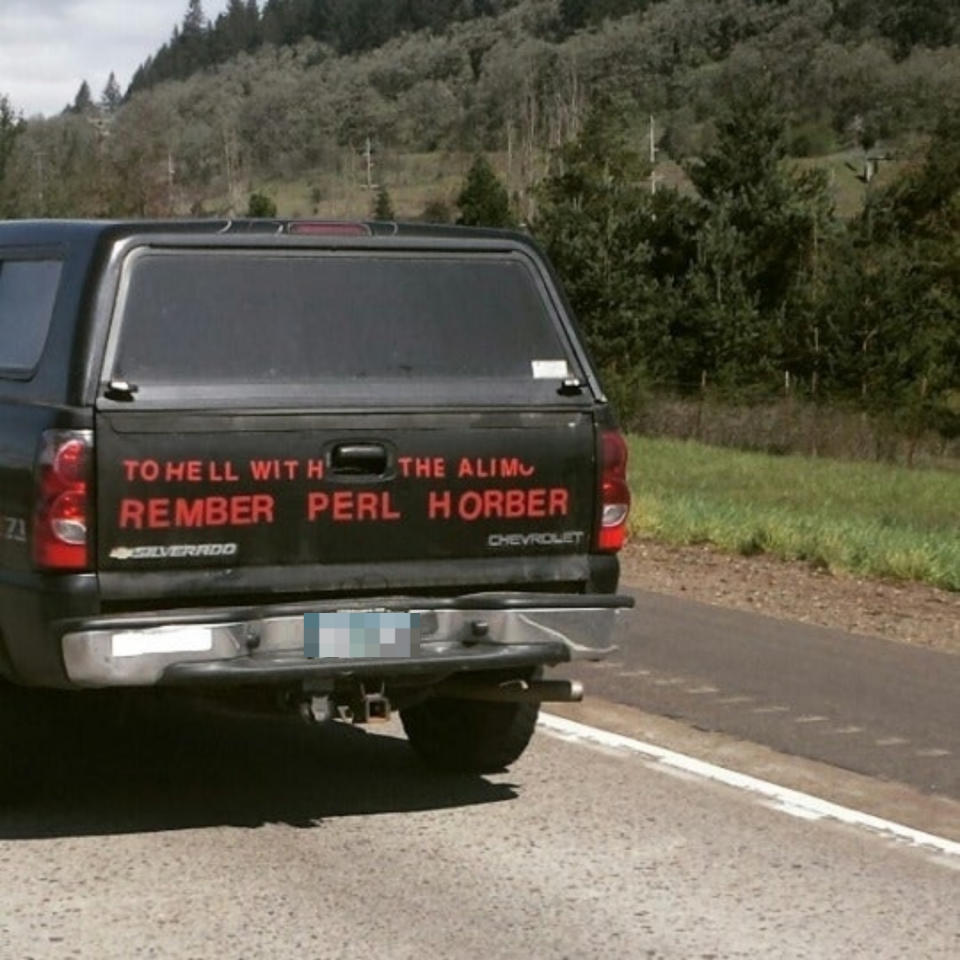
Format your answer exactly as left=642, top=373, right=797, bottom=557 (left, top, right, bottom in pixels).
left=286, top=221, right=371, bottom=236
left=33, top=430, right=93, bottom=571
left=597, top=430, right=630, bottom=552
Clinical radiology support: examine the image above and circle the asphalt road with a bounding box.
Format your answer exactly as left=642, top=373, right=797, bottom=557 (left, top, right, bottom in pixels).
left=563, top=588, right=960, bottom=798
left=0, top=697, right=957, bottom=959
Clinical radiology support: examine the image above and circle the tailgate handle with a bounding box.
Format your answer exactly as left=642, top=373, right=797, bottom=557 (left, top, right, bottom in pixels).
left=330, top=442, right=388, bottom=477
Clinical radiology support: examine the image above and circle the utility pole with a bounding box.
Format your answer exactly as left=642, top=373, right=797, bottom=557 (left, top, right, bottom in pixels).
left=167, top=149, right=176, bottom=214
left=648, top=115, right=662, bottom=195
left=34, top=148, right=46, bottom=214
left=363, top=136, right=376, bottom=190
left=222, top=124, right=236, bottom=216
left=88, top=113, right=112, bottom=214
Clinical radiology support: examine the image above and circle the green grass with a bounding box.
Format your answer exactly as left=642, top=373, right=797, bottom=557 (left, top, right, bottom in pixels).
left=233, top=147, right=909, bottom=222
left=627, top=437, right=960, bottom=591
left=796, top=150, right=907, bottom=219
left=248, top=151, right=492, bottom=221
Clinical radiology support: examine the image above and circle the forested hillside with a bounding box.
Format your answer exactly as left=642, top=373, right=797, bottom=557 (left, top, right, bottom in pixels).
left=127, top=0, right=960, bottom=94
left=128, top=0, right=526, bottom=92
left=1, top=0, right=958, bottom=463
left=6, top=0, right=960, bottom=218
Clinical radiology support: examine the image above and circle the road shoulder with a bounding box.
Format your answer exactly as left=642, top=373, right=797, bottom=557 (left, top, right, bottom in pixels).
left=621, top=539, right=960, bottom=654
left=547, top=697, right=960, bottom=843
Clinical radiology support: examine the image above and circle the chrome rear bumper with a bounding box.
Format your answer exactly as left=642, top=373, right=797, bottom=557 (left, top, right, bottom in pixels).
left=61, top=594, right=629, bottom=688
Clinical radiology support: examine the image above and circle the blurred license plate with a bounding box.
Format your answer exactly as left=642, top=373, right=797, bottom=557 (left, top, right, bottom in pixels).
left=303, top=612, right=420, bottom=659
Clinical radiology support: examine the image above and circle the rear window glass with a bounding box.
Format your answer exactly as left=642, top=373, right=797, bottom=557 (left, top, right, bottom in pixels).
left=113, top=251, right=575, bottom=388
left=0, top=259, right=62, bottom=376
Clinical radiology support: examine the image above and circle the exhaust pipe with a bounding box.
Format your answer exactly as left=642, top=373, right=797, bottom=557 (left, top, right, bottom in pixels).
left=435, top=678, right=583, bottom=704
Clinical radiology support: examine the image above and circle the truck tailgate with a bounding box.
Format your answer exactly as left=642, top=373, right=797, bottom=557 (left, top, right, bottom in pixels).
left=95, top=409, right=596, bottom=573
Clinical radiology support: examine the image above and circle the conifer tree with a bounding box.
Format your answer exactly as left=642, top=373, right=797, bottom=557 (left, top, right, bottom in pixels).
left=247, top=191, right=278, bottom=217
left=100, top=72, right=122, bottom=111
left=373, top=184, right=395, bottom=220
left=456, top=155, right=514, bottom=227
left=183, top=0, right=207, bottom=37
left=0, top=94, right=25, bottom=214
left=71, top=81, right=94, bottom=114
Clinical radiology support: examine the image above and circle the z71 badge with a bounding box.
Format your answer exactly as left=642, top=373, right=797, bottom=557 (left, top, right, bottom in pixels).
left=0, top=515, right=27, bottom=543
left=110, top=543, right=239, bottom=560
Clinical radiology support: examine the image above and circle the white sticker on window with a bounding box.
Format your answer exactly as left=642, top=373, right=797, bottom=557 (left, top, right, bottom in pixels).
left=532, top=359, right=570, bottom=379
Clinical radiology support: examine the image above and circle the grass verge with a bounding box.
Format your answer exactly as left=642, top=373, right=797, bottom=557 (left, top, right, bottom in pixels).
left=627, top=436, right=960, bottom=591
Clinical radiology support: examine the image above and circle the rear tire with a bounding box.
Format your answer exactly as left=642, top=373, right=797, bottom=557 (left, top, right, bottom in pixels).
left=400, top=695, right=540, bottom=773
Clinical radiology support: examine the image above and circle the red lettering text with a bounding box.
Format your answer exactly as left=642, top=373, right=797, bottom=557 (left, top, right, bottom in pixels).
left=307, top=490, right=401, bottom=522
left=209, top=461, right=239, bottom=483
left=399, top=456, right=446, bottom=479
left=118, top=495, right=275, bottom=529
left=123, top=459, right=244, bottom=484
left=427, top=490, right=452, bottom=520
left=332, top=491, right=354, bottom=522
left=457, top=457, right=536, bottom=479
left=356, top=492, right=379, bottom=520
left=119, top=499, right=145, bottom=529
left=426, top=487, right=570, bottom=521
left=250, top=459, right=278, bottom=481
left=174, top=498, right=205, bottom=527
left=147, top=498, right=170, bottom=528
left=163, top=460, right=203, bottom=483
left=458, top=491, right=483, bottom=522
left=307, top=491, right=329, bottom=520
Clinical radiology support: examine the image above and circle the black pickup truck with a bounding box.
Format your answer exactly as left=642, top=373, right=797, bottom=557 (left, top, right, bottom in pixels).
left=0, top=218, right=632, bottom=772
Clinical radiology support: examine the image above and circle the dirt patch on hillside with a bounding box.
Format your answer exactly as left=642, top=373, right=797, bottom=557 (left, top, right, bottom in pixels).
left=620, top=539, right=960, bottom=655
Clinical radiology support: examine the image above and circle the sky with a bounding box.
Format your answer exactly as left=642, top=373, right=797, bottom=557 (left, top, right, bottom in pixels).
left=0, top=0, right=230, bottom=118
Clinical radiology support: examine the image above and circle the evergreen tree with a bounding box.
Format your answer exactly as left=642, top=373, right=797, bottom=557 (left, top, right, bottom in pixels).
left=559, top=0, right=590, bottom=32
left=830, top=112, right=960, bottom=451
left=372, top=184, right=395, bottom=220
left=262, top=0, right=313, bottom=46
left=179, top=0, right=210, bottom=76
left=183, top=0, right=207, bottom=37
left=833, top=0, right=959, bottom=58
left=0, top=94, right=25, bottom=215
left=533, top=101, right=672, bottom=414
left=126, top=0, right=519, bottom=93
left=456, top=155, right=514, bottom=227
left=100, top=72, right=122, bottom=111
left=71, top=81, right=94, bottom=114
left=684, top=84, right=834, bottom=388
left=247, top=191, right=278, bottom=216
left=244, top=0, right=262, bottom=47
left=218, top=0, right=259, bottom=56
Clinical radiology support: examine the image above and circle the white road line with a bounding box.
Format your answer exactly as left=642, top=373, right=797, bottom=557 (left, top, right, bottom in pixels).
left=538, top=712, right=960, bottom=860
left=716, top=695, right=754, bottom=705
left=752, top=705, right=791, bottom=715
left=794, top=715, right=828, bottom=723
left=875, top=737, right=910, bottom=747
left=684, top=686, right=719, bottom=695
left=916, top=748, right=952, bottom=758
